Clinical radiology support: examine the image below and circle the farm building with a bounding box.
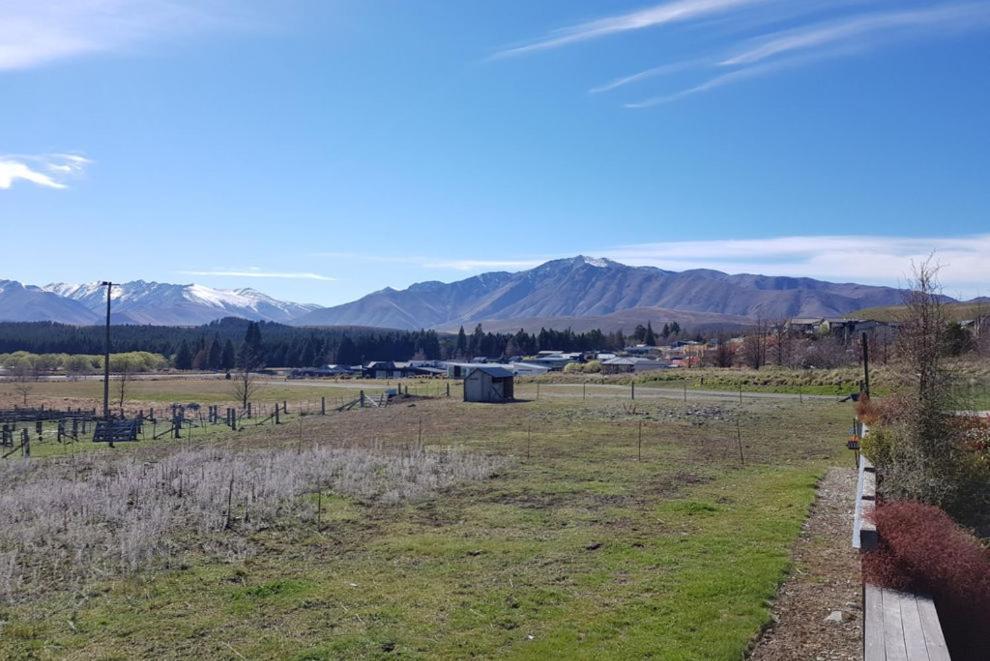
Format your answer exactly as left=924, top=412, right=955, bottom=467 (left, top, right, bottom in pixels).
left=463, top=366, right=515, bottom=403
left=601, top=357, right=669, bottom=375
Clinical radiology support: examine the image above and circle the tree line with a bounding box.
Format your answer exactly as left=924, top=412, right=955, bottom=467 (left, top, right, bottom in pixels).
left=0, top=317, right=668, bottom=369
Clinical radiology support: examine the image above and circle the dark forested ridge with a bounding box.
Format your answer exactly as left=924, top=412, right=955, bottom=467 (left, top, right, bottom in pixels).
left=0, top=317, right=630, bottom=367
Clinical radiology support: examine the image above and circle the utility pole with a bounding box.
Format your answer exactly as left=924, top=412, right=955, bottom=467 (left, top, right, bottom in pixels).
left=101, top=281, right=114, bottom=420
left=861, top=331, right=870, bottom=397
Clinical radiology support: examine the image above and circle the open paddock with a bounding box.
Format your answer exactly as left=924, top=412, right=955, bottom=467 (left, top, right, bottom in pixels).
left=0, top=382, right=854, bottom=659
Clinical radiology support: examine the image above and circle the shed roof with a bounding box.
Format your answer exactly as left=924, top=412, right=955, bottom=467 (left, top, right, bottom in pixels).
left=467, top=365, right=514, bottom=378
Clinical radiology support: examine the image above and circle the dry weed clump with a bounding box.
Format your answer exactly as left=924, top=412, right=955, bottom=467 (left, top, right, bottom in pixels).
left=0, top=442, right=505, bottom=600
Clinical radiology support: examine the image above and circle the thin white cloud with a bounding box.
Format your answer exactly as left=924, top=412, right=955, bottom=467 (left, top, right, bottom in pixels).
left=595, top=234, right=990, bottom=298
left=178, top=270, right=336, bottom=282
left=0, top=153, right=92, bottom=190
left=721, top=2, right=990, bottom=67
left=490, top=0, right=765, bottom=59
left=0, top=0, right=250, bottom=71
left=589, top=58, right=709, bottom=94
left=621, top=2, right=990, bottom=106
left=391, top=234, right=988, bottom=298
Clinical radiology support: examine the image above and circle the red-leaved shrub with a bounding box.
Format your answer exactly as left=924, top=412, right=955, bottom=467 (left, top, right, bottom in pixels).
left=862, top=501, right=990, bottom=659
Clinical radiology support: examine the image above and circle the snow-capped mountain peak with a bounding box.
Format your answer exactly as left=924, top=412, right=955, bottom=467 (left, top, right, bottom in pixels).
left=36, top=280, right=317, bottom=325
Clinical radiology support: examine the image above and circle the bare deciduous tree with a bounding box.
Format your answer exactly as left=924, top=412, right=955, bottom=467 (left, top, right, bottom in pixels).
left=232, top=345, right=264, bottom=410
left=740, top=319, right=769, bottom=370
left=875, top=255, right=987, bottom=520
left=705, top=336, right=736, bottom=367
left=10, top=360, right=33, bottom=406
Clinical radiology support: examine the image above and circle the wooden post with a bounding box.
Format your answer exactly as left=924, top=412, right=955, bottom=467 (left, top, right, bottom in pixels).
left=638, top=420, right=642, bottom=461
left=224, top=472, right=235, bottom=530
left=283, top=400, right=288, bottom=415
left=359, top=390, right=365, bottom=407
left=247, top=402, right=252, bottom=418
left=736, top=418, right=745, bottom=466
left=583, top=383, right=586, bottom=400
left=631, top=382, right=635, bottom=400
left=22, top=428, right=30, bottom=458
left=274, top=403, right=281, bottom=425
left=446, top=382, right=450, bottom=397
left=321, top=396, right=326, bottom=415
left=861, top=331, right=871, bottom=397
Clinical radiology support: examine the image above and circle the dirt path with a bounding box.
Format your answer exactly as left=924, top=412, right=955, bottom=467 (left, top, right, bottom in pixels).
left=750, top=467, right=863, bottom=660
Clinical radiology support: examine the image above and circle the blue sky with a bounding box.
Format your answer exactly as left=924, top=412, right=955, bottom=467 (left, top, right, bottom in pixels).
left=1, top=0, right=989, bottom=304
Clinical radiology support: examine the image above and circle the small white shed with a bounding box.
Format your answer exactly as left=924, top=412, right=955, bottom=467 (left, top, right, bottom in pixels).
left=463, top=366, right=515, bottom=403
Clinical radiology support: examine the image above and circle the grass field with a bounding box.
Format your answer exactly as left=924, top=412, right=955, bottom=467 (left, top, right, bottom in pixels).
left=0, top=379, right=854, bottom=659
left=538, top=362, right=990, bottom=399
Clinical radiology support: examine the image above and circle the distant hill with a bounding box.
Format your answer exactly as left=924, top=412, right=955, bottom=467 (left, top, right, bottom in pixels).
left=2, top=257, right=924, bottom=330
left=853, top=299, right=990, bottom=323
left=294, top=256, right=914, bottom=330
left=434, top=306, right=753, bottom=334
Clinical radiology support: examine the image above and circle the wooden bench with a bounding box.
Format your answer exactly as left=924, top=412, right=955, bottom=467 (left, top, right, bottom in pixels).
left=864, top=584, right=951, bottom=660
left=853, top=454, right=878, bottom=550
left=854, top=440, right=952, bottom=659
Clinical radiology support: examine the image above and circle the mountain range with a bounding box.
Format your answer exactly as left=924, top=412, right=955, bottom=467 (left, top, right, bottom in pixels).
left=292, top=256, right=914, bottom=330
left=0, top=280, right=317, bottom=326
left=0, top=257, right=930, bottom=330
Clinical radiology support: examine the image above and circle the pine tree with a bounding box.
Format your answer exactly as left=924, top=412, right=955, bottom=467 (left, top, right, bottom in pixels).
left=221, top=339, right=236, bottom=370
left=175, top=340, right=193, bottom=370
left=207, top=334, right=222, bottom=370
left=470, top=324, right=484, bottom=357
left=644, top=322, right=657, bottom=346
left=455, top=326, right=467, bottom=357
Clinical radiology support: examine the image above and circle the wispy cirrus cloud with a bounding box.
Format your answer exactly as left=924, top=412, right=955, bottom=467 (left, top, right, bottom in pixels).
left=178, top=268, right=335, bottom=282
left=595, top=234, right=990, bottom=297
left=493, top=1, right=990, bottom=106
left=625, top=1, right=990, bottom=106
left=0, top=153, right=91, bottom=190
left=490, top=0, right=766, bottom=60
left=367, top=235, right=987, bottom=298
left=0, top=0, right=250, bottom=71
left=720, top=2, right=990, bottom=67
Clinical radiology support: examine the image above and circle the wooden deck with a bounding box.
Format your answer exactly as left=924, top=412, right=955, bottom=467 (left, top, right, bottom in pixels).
left=864, top=585, right=951, bottom=661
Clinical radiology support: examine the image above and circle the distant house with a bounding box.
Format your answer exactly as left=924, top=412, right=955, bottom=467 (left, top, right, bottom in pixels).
left=786, top=318, right=824, bottom=334
left=463, top=366, right=515, bottom=403
left=363, top=361, right=406, bottom=379
left=601, top=357, right=669, bottom=375
left=520, top=354, right=574, bottom=371
left=506, top=362, right=550, bottom=377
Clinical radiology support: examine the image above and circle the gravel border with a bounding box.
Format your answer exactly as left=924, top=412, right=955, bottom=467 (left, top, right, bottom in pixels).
left=750, top=467, right=863, bottom=660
